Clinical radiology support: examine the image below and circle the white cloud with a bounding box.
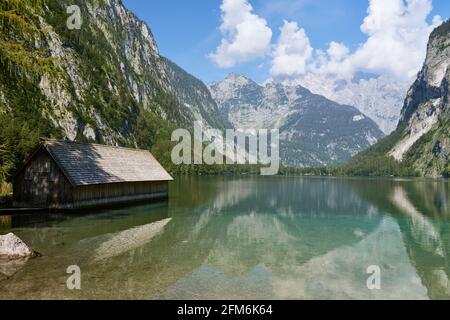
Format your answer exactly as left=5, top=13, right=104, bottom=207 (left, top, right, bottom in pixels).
left=270, top=20, right=313, bottom=77
left=327, top=41, right=350, bottom=62
left=270, top=0, right=443, bottom=81
left=210, top=0, right=273, bottom=68
left=312, top=42, right=355, bottom=79
left=349, top=0, right=442, bottom=80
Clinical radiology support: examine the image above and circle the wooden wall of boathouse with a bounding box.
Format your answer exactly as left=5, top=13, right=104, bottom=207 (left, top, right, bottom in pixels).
left=71, top=181, right=168, bottom=209
left=13, top=149, right=74, bottom=208
left=12, top=148, right=169, bottom=210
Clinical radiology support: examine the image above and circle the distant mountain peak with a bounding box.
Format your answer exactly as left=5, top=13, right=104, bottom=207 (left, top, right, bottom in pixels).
left=222, top=73, right=256, bottom=86
left=290, top=73, right=408, bottom=134
left=351, top=71, right=380, bottom=84
left=262, top=78, right=276, bottom=86
left=263, top=79, right=288, bottom=91
left=208, top=74, right=384, bottom=168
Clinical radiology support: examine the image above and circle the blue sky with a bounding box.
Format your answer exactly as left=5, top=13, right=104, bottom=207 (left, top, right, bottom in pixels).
left=122, top=0, right=449, bottom=84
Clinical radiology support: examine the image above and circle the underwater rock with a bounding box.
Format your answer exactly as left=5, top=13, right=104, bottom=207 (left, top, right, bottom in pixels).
left=89, top=218, right=172, bottom=263
left=0, top=257, right=30, bottom=279
left=0, top=233, right=34, bottom=259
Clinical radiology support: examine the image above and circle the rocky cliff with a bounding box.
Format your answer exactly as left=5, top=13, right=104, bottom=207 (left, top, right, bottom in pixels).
left=388, top=20, right=450, bottom=177
left=292, top=73, right=409, bottom=135
left=209, top=74, right=384, bottom=167
left=0, top=0, right=224, bottom=147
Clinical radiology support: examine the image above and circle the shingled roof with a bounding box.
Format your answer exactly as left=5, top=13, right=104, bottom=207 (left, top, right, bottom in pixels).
left=40, top=139, right=173, bottom=186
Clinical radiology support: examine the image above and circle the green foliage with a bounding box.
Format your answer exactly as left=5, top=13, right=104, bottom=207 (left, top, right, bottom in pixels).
left=310, top=125, right=415, bottom=177
left=0, top=98, right=63, bottom=181
left=0, top=59, right=62, bottom=186
left=444, top=165, right=450, bottom=178
left=0, top=142, right=13, bottom=182
left=0, top=0, right=54, bottom=80
left=0, top=63, right=63, bottom=185
left=430, top=19, right=450, bottom=40
left=0, top=0, right=438, bottom=184
left=0, top=180, right=12, bottom=208
left=277, top=126, right=419, bottom=178
left=0, top=0, right=62, bottom=184
left=0, top=180, right=11, bottom=197
left=161, top=57, right=229, bottom=130
left=135, top=109, right=157, bottom=150
left=133, top=110, right=264, bottom=176
left=358, top=124, right=407, bottom=156
left=39, top=0, right=193, bottom=149
left=331, top=156, right=418, bottom=177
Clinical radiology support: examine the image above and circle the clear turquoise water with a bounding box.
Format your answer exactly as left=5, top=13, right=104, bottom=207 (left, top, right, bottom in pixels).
left=0, top=176, right=449, bottom=300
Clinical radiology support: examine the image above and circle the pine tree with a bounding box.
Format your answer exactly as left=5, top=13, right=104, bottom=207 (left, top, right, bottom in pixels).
left=445, top=165, right=450, bottom=178
left=0, top=142, right=13, bottom=181
left=0, top=0, right=56, bottom=187
left=0, top=0, right=52, bottom=80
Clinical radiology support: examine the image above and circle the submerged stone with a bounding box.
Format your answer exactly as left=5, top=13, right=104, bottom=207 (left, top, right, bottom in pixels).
left=0, top=233, right=34, bottom=259
left=0, top=257, right=30, bottom=280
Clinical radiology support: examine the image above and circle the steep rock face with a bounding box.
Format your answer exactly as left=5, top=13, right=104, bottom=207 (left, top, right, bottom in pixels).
left=0, top=0, right=224, bottom=145
left=388, top=21, right=450, bottom=177
left=209, top=74, right=384, bottom=167
left=292, top=73, right=409, bottom=135
left=161, top=58, right=231, bottom=129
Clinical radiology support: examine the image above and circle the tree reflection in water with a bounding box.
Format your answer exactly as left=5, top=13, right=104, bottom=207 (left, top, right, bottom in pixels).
left=0, top=177, right=448, bottom=299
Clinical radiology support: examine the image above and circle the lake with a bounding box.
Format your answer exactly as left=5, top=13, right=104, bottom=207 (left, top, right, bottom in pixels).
left=0, top=176, right=449, bottom=300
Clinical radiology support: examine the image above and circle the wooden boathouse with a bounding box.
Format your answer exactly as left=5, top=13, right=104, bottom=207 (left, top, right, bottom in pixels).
left=10, top=139, right=173, bottom=210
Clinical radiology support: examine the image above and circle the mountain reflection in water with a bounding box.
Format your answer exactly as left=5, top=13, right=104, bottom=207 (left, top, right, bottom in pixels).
left=0, top=176, right=448, bottom=300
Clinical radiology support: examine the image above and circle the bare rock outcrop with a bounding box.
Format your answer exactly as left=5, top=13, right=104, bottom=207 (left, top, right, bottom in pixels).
left=0, top=233, right=34, bottom=259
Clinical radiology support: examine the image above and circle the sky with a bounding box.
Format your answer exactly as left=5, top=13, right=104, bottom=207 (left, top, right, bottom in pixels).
left=122, top=0, right=449, bottom=84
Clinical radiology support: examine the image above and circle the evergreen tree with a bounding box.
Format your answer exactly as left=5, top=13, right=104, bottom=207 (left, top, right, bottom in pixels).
left=0, top=0, right=57, bottom=186
left=0, top=0, right=53, bottom=78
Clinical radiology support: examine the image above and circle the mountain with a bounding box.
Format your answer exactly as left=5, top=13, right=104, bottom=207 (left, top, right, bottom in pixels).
left=208, top=74, right=384, bottom=167
left=0, top=0, right=224, bottom=145
left=289, top=72, right=410, bottom=134
left=342, top=20, right=450, bottom=178
left=0, top=0, right=231, bottom=177
left=388, top=20, right=450, bottom=177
